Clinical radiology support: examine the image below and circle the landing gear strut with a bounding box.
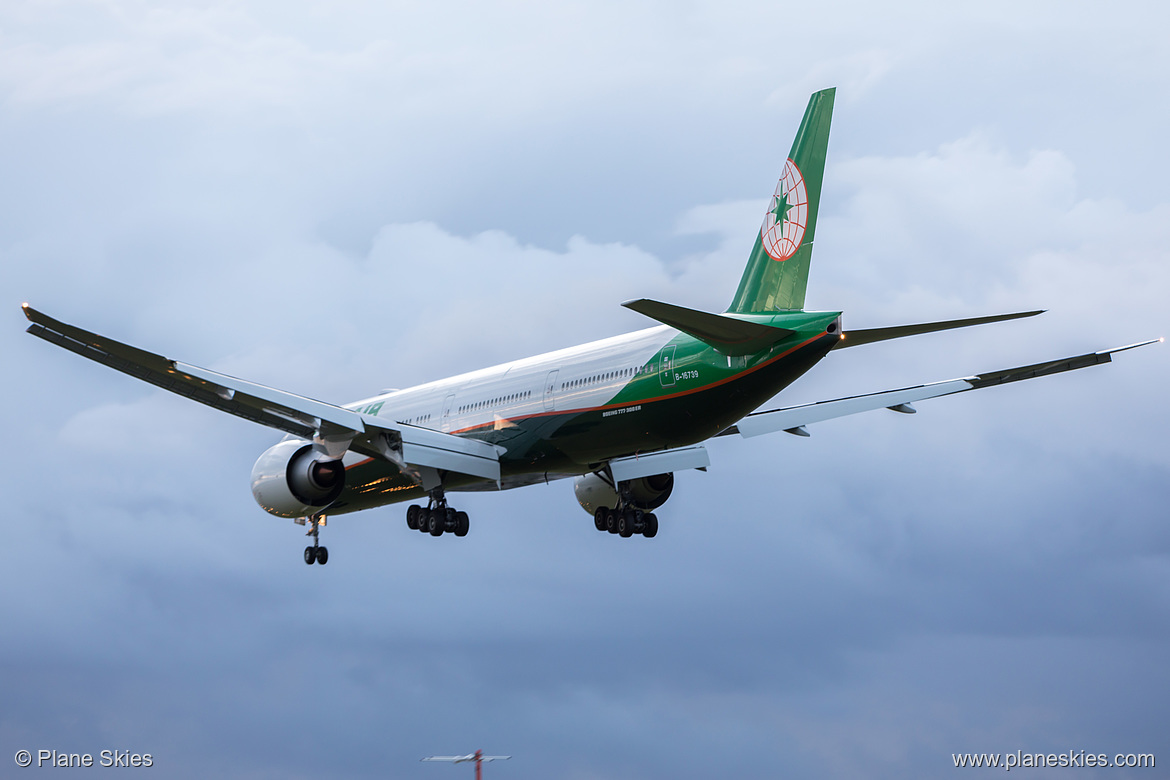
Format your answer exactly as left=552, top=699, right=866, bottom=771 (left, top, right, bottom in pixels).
left=406, top=488, right=470, bottom=538
left=302, top=515, right=329, bottom=565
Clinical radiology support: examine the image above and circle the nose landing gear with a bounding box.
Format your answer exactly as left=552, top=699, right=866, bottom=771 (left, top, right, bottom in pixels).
left=301, top=515, right=329, bottom=565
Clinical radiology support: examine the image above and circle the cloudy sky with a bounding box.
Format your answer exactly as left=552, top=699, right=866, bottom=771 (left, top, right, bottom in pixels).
left=2, top=1, right=1168, bottom=777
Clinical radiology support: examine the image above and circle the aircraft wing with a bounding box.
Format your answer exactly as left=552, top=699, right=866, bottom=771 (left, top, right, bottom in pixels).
left=726, top=339, right=1160, bottom=439
left=22, top=305, right=501, bottom=483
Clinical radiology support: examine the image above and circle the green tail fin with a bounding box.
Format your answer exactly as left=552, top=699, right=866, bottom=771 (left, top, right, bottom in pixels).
left=727, top=87, right=835, bottom=313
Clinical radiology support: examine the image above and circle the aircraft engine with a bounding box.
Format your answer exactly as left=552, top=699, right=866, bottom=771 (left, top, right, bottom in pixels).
left=573, top=471, right=674, bottom=515
left=251, top=440, right=346, bottom=518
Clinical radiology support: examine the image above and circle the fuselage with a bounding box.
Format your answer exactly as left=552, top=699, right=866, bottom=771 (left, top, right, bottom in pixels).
left=310, top=310, right=843, bottom=514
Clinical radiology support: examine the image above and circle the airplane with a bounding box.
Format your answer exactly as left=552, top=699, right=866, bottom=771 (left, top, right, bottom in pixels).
left=23, top=87, right=1160, bottom=565
left=422, top=751, right=510, bottom=780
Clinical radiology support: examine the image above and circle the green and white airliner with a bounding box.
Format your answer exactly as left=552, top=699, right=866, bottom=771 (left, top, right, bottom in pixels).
left=24, top=88, right=1159, bottom=565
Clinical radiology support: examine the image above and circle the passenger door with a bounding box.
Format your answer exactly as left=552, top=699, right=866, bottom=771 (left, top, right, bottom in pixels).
left=542, top=369, right=560, bottom=412
left=660, top=345, right=677, bottom=388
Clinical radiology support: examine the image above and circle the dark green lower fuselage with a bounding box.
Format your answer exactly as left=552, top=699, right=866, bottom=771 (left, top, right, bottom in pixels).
left=328, top=311, right=842, bottom=514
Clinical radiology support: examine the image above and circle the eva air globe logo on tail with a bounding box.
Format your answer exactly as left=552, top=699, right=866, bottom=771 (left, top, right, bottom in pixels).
left=760, top=158, right=808, bottom=261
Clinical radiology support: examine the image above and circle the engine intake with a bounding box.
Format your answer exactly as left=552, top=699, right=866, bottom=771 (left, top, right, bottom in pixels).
left=573, top=471, right=674, bottom=515
left=251, top=440, right=347, bottom=518
left=289, top=453, right=345, bottom=505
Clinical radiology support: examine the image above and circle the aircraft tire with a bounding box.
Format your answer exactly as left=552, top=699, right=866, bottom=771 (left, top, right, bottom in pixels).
left=454, top=511, right=469, bottom=537
left=606, top=509, right=619, bottom=534
left=428, top=510, right=444, bottom=536
left=316, top=546, right=329, bottom=565
left=619, top=510, right=635, bottom=538
left=406, top=505, right=420, bottom=530
left=304, top=546, right=316, bottom=565
left=642, top=513, right=658, bottom=538
left=594, top=507, right=608, bottom=531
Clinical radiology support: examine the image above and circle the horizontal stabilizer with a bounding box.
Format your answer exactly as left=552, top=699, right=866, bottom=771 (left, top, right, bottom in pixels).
left=834, top=310, right=1044, bottom=349
left=727, top=338, right=1160, bottom=439
left=622, top=298, right=794, bottom=356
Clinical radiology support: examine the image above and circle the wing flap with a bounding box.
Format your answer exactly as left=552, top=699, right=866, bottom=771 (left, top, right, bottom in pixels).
left=734, top=379, right=972, bottom=438
left=173, top=361, right=365, bottom=433
left=24, top=305, right=503, bottom=484
left=967, top=340, right=1156, bottom=388
left=25, top=305, right=324, bottom=439
left=732, top=339, right=1160, bottom=438
left=607, top=445, right=710, bottom=482
left=396, top=423, right=502, bottom=483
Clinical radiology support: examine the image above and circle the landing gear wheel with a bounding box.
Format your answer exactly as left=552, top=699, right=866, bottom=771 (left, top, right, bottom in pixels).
left=428, top=509, right=444, bottom=536
left=606, top=509, right=619, bottom=534
left=454, top=511, right=469, bottom=537
left=406, top=505, right=420, bottom=530
left=619, top=509, right=635, bottom=538
left=642, top=513, right=658, bottom=538
left=304, top=546, right=316, bottom=565
left=315, top=546, right=328, bottom=565
left=594, top=507, right=608, bottom=532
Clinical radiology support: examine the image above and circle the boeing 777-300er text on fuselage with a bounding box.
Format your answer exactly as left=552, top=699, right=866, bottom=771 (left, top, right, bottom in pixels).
left=23, top=88, right=1160, bottom=565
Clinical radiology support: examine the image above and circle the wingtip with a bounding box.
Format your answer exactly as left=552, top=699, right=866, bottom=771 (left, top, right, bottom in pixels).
left=1096, top=338, right=1163, bottom=356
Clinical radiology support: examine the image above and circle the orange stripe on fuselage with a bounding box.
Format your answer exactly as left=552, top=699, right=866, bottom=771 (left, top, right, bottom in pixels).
left=446, top=331, right=834, bottom=435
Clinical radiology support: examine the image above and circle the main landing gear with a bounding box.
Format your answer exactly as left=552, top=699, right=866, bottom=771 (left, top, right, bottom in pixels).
left=405, top=489, right=470, bottom=538
left=590, top=477, right=660, bottom=539
left=302, top=515, right=328, bottom=565
left=593, top=505, right=658, bottom=538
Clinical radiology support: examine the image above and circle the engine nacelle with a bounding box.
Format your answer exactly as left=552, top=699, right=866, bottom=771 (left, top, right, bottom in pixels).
left=251, top=440, right=346, bottom=518
left=573, top=472, right=674, bottom=515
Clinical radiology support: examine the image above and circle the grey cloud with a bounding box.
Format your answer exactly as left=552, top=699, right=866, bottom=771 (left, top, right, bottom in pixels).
left=2, top=2, right=1168, bottom=778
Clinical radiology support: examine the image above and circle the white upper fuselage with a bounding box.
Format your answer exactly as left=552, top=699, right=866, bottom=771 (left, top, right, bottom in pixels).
left=342, top=324, right=675, bottom=438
